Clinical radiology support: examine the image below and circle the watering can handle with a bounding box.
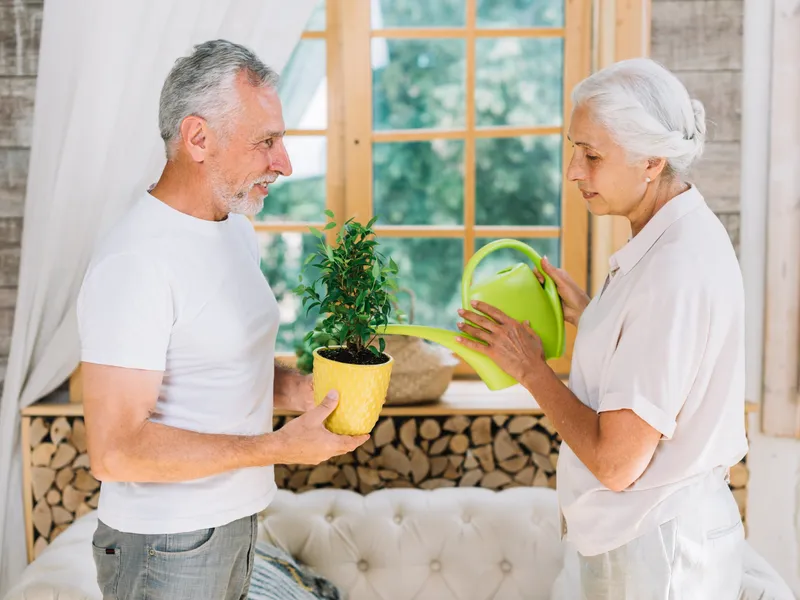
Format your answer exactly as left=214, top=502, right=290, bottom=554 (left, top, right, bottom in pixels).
left=461, top=239, right=564, bottom=350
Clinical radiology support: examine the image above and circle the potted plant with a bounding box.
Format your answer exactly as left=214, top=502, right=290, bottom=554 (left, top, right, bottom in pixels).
left=294, top=211, right=399, bottom=435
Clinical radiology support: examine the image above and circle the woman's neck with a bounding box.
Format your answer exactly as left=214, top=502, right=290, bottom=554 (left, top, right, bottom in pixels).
left=627, top=178, right=690, bottom=238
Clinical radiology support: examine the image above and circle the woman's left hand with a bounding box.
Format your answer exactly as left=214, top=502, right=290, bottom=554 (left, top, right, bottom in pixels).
left=456, top=301, right=548, bottom=382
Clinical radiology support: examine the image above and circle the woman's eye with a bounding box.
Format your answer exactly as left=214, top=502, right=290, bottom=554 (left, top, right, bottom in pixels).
left=586, top=154, right=599, bottom=161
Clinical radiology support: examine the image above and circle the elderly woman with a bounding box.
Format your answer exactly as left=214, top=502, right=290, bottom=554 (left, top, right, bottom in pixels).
left=456, top=58, right=748, bottom=599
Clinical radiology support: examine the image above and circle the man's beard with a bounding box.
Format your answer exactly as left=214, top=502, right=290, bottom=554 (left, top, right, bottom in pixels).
left=208, top=165, right=276, bottom=216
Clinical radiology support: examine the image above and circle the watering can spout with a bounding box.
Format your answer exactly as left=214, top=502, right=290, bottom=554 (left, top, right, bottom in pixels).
left=379, top=239, right=565, bottom=391
left=380, top=324, right=517, bottom=391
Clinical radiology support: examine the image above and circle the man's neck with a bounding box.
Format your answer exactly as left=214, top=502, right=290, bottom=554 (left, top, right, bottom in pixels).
left=149, top=160, right=228, bottom=222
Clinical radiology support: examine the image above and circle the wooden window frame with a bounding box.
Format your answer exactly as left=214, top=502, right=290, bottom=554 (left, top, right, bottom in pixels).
left=264, top=0, right=593, bottom=379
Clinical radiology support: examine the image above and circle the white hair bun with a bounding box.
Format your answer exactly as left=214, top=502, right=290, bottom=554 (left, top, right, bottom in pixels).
left=572, top=58, right=706, bottom=177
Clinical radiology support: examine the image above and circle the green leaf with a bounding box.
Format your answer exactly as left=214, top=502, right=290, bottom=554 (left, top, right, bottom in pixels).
left=324, top=209, right=335, bottom=219
left=379, top=337, right=386, bottom=354
left=309, top=226, right=324, bottom=239
left=324, top=222, right=336, bottom=230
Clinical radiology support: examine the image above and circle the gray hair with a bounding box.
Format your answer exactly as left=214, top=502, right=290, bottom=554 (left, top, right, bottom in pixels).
left=571, top=58, right=706, bottom=178
left=158, top=39, right=279, bottom=159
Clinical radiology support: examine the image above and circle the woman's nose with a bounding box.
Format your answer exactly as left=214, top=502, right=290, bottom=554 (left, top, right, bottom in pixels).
left=566, top=157, right=583, bottom=182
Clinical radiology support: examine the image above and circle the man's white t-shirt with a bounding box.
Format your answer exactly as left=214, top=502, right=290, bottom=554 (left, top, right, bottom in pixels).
left=557, top=185, right=749, bottom=557
left=77, top=191, right=279, bottom=534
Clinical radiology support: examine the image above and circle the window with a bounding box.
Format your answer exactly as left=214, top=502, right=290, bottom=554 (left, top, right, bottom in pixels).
left=256, top=0, right=591, bottom=376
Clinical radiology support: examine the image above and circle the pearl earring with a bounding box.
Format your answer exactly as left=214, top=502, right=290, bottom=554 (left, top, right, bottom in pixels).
left=646, top=177, right=651, bottom=183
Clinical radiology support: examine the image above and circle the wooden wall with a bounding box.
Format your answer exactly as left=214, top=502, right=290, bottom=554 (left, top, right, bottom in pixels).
left=0, top=1, right=744, bottom=383
left=0, top=1, right=39, bottom=382
left=651, top=0, right=743, bottom=252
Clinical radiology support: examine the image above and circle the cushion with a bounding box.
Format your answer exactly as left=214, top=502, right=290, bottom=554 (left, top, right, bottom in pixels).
left=248, top=541, right=343, bottom=600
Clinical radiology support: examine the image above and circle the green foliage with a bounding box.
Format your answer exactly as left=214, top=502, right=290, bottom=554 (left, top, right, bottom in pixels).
left=294, top=211, right=400, bottom=358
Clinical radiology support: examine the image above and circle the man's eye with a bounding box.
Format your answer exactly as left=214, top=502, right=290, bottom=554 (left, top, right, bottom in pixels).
left=264, top=139, right=274, bottom=148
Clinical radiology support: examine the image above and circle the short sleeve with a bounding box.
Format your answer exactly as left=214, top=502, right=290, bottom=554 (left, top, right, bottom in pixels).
left=77, top=253, right=173, bottom=371
left=597, top=281, right=711, bottom=439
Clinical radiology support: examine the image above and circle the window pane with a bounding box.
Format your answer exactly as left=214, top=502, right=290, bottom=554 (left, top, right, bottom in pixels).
left=259, top=233, right=322, bottom=352
left=255, top=137, right=326, bottom=223
left=476, top=37, right=563, bottom=127
left=373, top=140, right=464, bottom=225
left=305, top=0, right=326, bottom=31
left=477, top=0, right=564, bottom=28
left=279, top=40, right=327, bottom=130
left=378, top=238, right=464, bottom=328
left=373, top=39, right=466, bottom=130
left=476, top=135, right=561, bottom=226
left=472, top=237, right=561, bottom=286
left=372, top=0, right=466, bottom=28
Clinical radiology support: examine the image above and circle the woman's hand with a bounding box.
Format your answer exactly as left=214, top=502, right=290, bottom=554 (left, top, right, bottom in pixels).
left=535, top=257, right=591, bottom=327
left=455, top=301, right=548, bottom=383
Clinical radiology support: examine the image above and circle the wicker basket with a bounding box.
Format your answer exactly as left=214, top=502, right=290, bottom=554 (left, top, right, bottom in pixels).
left=381, top=289, right=459, bottom=405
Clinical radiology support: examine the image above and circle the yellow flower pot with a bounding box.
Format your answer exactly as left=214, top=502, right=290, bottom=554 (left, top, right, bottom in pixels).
left=312, top=347, right=394, bottom=435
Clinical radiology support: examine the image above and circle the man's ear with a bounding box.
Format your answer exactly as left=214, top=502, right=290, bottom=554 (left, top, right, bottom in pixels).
left=179, top=116, right=209, bottom=163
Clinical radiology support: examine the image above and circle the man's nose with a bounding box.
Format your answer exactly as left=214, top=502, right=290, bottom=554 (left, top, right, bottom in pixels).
left=271, top=139, right=292, bottom=177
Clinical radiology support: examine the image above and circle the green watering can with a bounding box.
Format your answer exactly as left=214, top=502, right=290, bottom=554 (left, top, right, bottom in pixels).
left=381, top=239, right=565, bottom=390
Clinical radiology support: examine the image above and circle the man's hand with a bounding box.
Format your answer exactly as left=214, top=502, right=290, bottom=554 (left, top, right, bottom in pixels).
left=274, top=362, right=315, bottom=412
left=271, top=390, right=369, bottom=465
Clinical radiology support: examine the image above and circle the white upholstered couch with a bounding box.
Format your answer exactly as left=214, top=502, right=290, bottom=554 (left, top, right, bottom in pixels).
left=3, top=487, right=794, bottom=600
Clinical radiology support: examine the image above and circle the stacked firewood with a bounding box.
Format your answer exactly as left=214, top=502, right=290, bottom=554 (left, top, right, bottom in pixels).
left=23, top=414, right=749, bottom=558
left=274, top=415, right=561, bottom=493
left=26, top=416, right=99, bottom=558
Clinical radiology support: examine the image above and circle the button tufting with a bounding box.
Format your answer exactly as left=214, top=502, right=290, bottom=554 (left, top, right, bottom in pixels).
left=500, top=560, right=512, bottom=573
left=393, top=514, right=403, bottom=524
left=357, top=559, right=369, bottom=572
left=462, top=514, right=471, bottom=523
left=430, top=560, right=441, bottom=572
left=325, top=513, right=334, bottom=523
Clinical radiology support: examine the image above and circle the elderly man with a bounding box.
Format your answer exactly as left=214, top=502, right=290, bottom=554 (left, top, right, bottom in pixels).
left=77, top=39, right=367, bottom=600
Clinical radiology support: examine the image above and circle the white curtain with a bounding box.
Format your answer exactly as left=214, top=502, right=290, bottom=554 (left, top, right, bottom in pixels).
left=0, top=0, right=316, bottom=593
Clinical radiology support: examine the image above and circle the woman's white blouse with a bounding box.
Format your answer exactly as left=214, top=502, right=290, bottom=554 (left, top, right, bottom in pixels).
left=557, top=185, right=749, bottom=557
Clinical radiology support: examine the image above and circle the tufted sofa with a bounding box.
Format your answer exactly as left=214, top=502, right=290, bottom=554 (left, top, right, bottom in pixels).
left=3, top=487, right=794, bottom=600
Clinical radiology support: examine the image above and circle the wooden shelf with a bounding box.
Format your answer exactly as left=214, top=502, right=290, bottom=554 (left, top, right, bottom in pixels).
left=21, top=379, right=760, bottom=418
left=21, top=380, right=542, bottom=417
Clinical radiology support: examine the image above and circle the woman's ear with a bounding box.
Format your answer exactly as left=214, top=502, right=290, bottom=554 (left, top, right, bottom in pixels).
left=644, top=157, right=668, bottom=182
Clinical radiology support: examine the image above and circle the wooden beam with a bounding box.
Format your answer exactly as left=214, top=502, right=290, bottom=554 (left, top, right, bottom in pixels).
left=761, top=0, right=800, bottom=437
left=371, top=28, right=565, bottom=39
left=21, top=416, right=34, bottom=562
left=559, top=0, right=593, bottom=374
left=464, top=0, right=477, bottom=264
left=588, top=0, right=651, bottom=295
left=326, top=0, right=346, bottom=241
left=371, top=126, right=561, bottom=143
left=341, top=0, right=372, bottom=222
